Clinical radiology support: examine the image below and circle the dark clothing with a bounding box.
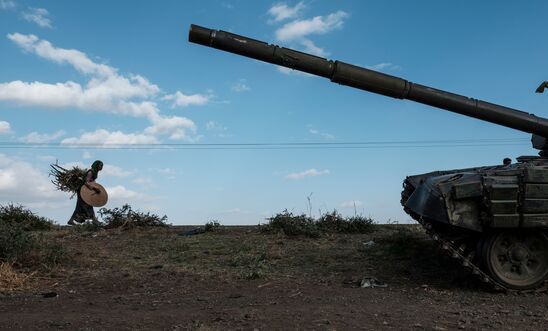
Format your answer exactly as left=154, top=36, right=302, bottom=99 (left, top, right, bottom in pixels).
left=69, top=169, right=96, bottom=223
left=70, top=190, right=95, bottom=223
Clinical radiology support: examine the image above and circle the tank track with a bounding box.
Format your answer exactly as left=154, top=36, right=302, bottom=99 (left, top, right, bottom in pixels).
left=405, top=211, right=548, bottom=294
left=401, top=183, right=547, bottom=294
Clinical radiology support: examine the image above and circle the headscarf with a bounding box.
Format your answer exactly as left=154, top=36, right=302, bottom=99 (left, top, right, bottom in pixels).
left=90, top=160, right=103, bottom=180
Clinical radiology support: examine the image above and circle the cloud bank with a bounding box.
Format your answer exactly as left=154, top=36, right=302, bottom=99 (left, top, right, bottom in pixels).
left=1, top=33, right=209, bottom=143
left=286, top=168, right=329, bottom=180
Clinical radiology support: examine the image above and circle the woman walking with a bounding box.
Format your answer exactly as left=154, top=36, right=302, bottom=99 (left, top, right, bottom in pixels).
left=68, top=160, right=103, bottom=225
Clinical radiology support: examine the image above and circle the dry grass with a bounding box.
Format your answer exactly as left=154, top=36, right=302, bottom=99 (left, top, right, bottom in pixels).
left=0, top=262, right=33, bottom=294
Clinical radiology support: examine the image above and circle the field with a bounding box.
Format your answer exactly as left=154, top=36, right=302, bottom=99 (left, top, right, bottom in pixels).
left=1, top=224, right=547, bottom=330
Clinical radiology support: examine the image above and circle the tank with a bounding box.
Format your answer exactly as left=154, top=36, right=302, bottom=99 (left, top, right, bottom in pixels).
left=188, top=24, right=548, bottom=291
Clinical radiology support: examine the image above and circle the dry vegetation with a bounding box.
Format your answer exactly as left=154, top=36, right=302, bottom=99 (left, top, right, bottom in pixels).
left=1, top=206, right=546, bottom=330
left=0, top=263, right=33, bottom=294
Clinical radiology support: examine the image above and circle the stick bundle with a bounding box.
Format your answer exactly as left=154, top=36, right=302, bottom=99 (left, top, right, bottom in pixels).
left=49, top=163, right=87, bottom=196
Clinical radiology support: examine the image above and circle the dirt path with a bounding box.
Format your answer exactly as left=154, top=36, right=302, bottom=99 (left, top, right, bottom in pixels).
left=1, top=226, right=546, bottom=330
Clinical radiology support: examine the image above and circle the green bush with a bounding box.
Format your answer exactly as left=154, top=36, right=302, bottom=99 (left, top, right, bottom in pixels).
left=317, top=210, right=374, bottom=234
left=204, top=220, right=221, bottom=232
left=0, top=222, right=67, bottom=268
left=261, top=210, right=320, bottom=238
left=99, top=204, right=168, bottom=229
left=0, top=223, right=34, bottom=264
left=262, top=209, right=375, bottom=238
left=0, top=204, right=53, bottom=231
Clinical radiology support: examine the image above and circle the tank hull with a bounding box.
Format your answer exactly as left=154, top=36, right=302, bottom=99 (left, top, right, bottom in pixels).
left=402, top=158, right=548, bottom=232
left=401, top=158, right=548, bottom=290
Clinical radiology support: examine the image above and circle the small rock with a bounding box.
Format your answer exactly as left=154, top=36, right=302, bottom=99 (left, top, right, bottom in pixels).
left=360, top=277, right=387, bottom=288
left=363, top=240, right=376, bottom=247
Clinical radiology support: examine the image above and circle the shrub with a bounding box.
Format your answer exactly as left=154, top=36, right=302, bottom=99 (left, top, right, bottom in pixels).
left=0, top=222, right=67, bottom=268
left=261, top=210, right=320, bottom=238
left=204, top=220, right=221, bottom=232
left=317, top=210, right=374, bottom=234
left=262, top=209, right=375, bottom=238
left=0, top=223, right=34, bottom=264
left=98, top=204, right=168, bottom=229
left=0, top=204, right=53, bottom=231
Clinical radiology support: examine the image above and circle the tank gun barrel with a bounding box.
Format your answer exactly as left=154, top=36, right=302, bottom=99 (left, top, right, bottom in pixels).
left=189, top=24, right=548, bottom=146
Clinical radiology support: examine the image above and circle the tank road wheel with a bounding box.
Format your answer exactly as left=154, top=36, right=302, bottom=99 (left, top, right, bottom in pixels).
left=482, top=231, right=548, bottom=290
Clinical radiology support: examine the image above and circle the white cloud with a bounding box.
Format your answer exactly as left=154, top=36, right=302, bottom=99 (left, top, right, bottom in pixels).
left=299, top=39, right=327, bottom=57
left=82, top=151, right=92, bottom=159
left=22, top=7, right=52, bottom=28
left=59, top=161, right=132, bottom=179
left=268, top=2, right=305, bottom=23
left=0, top=80, right=83, bottom=108
left=0, top=79, right=160, bottom=118
left=8, top=33, right=117, bottom=77
left=106, top=185, right=139, bottom=200
left=0, top=154, right=66, bottom=208
left=205, top=121, right=227, bottom=132
left=205, top=120, right=230, bottom=138
left=132, top=177, right=153, bottom=186
left=20, top=130, right=65, bottom=143
left=0, top=0, right=15, bottom=10
left=270, top=10, right=348, bottom=70
left=2, top=33, right=198, bottom=141
left=309, top=128, right=334, bottom=139
left=61, top=129, right=158, bottom=146
left=0, top=121, right=11, bottom=134
left=144, top=113, right=196, bottom=140
left=37, top=155, right=56, bottom=162
left=157, top=168, right=176, bottom=175
left=231, top=79, right=250, bottom=92
left=58, top=161, right=85, bottom=169
left=162, top=91, right=210, bottom=108
left=275, top=11, right=348, bottom=42
left=340, top=200, right=363, bottom=209
left=102, top=164, right=133, bottom=178
left=368, top=62, right=401, bottom=71
left=286, top=168, right=329, bottom=179
left=276, top=66, right=313, bottom=76
left=0, top=155, right=154, bottom=215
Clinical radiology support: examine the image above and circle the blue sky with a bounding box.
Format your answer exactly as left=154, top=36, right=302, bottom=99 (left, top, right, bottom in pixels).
left=0, top=1, right=546, bottom=225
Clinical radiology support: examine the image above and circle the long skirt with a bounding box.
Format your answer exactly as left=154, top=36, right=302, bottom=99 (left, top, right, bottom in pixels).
left=70, top=190, right=95, bottom=223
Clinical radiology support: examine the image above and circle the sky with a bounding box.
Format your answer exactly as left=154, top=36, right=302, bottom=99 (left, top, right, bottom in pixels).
left=0, top=1, right=547, bottom=225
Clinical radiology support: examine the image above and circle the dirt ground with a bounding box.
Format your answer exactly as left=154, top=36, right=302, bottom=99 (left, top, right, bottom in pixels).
left=1, top=225, right=546, bottom=330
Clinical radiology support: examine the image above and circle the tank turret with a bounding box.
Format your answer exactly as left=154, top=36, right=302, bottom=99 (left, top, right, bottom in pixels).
left=188, top=24, right=548, bottom=291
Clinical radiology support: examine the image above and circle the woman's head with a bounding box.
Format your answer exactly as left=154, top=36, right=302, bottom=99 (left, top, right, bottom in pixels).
left=91, top=160, right=103, bottom=172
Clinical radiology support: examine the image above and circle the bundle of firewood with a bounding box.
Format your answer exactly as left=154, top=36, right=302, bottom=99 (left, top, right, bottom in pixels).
left=49, top=163, right=87, bottom=197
